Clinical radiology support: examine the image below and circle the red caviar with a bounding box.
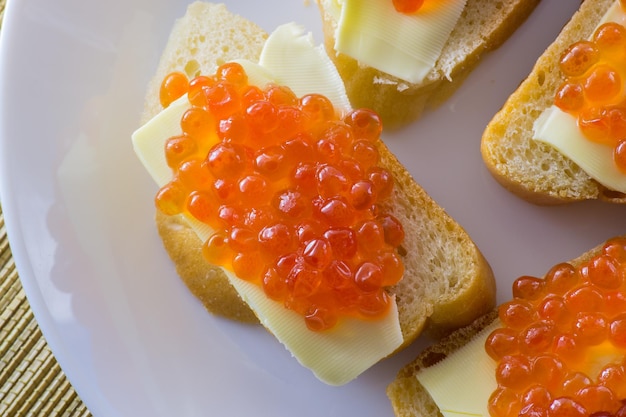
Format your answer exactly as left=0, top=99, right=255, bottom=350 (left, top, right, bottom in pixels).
left=485, top=237, right=626, bottom=417
left=156, top=63, right=405, bottom=331
left=392, top=0, right=425, bottom=14
left=554, top=21, right=626, bottom=173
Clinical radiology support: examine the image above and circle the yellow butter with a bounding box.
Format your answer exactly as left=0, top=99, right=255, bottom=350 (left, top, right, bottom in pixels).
left=132, top=23, right=403, bottom=386
left=415, top=320, right=500, bottom=417
left=532, top=0, right=626, bottom=193
left=323, top=0, right=467, bottom=84
left=533, top=107, right=626, bottom=194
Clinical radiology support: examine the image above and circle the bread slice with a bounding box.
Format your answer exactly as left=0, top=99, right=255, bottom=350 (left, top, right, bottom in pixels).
left=140, top=2, right=496, bottom=347
left=387, top=235, right=621, bottom=417
left=481, top=0, right=626, bottom=205
left=316, top=0, right=541, bottom=128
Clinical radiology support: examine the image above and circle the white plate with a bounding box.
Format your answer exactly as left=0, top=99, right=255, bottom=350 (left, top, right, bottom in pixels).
left=1, top=0, right=625, bottom=416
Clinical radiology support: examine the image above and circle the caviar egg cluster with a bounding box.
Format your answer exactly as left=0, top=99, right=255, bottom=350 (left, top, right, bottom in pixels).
left=156, top=63, right=405, bottom=332
left=554, top=19, right=626, bottom=174
left=485, top=237, right=626, bottom=417
left=392, top=0, right=425, bottom=14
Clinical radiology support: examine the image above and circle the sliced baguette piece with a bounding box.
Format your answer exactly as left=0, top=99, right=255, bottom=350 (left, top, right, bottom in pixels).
left=140, top=2, right=496, bottom=349
left=387, top=235, right=623, bottom=417
left=316, top=0, right=541, bottom=128
left=481, top=0, right=626, bottom=205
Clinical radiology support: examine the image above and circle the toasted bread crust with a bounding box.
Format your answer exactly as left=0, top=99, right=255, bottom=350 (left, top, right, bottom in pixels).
left=481, top=0, right=626, bottom=205
left=387, top=235, right=622, bottom=417
left=142, top=2, right=495, bottom=347
left=317, top=0, right=541, bottom=128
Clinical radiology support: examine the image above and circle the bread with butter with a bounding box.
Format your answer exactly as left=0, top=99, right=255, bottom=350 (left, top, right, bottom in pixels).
left=140, top=2, right=496, bottom=348
left=316, top=0, right=541, bottom=128
left=481, top=0, right=626, bottom=205
left=387, top=235, right=623, bottom=417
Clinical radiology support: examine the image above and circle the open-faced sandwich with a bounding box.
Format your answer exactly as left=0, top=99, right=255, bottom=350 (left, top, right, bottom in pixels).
left=389, top=235, right=626, bottom=417
left=316, top=0, right=541, bottom=127
left=131, top=2, right=496, bottom=385
left=482, top=0, right=626, bottom=205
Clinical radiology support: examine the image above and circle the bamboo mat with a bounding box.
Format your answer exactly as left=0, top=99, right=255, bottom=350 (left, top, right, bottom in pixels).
left=0, top=2, right=93, bottom=416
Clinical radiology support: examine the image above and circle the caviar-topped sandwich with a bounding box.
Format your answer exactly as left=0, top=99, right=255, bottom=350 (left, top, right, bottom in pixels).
left=388, top=236, right=626, bottom=417
left=482, top=0, right=626, bottom=204
left=132, top=2, right=495, bottom=385
left=316, top=0, right=541, bottom=127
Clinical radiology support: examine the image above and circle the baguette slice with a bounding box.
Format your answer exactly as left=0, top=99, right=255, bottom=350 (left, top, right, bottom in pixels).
left=316, top=0, right=541, bottom=128
left=481, top=0, right=626, bottom=205
left=140, top=2, right=496, bottom=350
left=387, top=235, right=624, bottom=417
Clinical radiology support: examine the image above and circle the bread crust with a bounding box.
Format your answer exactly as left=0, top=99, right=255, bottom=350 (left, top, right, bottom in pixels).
left=387, top=235, right=623, bottom=417
left=142, top=2, right=496, bottom=348
left=316, top=0, right=541, bottom=128
left=481, top=0, right=626, bottom=205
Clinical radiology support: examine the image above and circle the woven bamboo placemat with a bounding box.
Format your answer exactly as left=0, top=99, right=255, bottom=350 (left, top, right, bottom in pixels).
left=0, top=2, right=93, bottom=416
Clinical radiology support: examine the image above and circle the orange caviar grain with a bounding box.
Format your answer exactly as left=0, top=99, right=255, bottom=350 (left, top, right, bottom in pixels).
left=305, top=306, right=338, bottom=332
left=164, top=135, right=198, bottom=169
left=232, top=251, right=263, bottom=282
left=216, top=62, right=248, bottom=89
left=180, top=107, right=215, bottom=140
left=155, top=180, right=186, bottom=215
left=577, top=385, right=620, bottom=413
left=378, top=252, right=404, bottom=286
left=615, top=140, right=626, bottom=174
left=186, top=191, right=216, bottom=225
left=531, top=355, right=566, bottom=392
left=265, top=84, right=298, bottom=107
left=203, top=232, right=232, bottom=266
left=594, top=23, right=626, bottom=55
left=155, top=63, right=405, bottom=331
left=188, top=75, right=216, bottom=107
left=554, top=82, right=585, bottom=112
left=485, top=328, right=520, bottom=360
left=489, top=388, right=522, bottom=417
left=560, top=41, right=600, bottom=77
left=323, top=227, right=357, bottom=260
left=392, top=0, right=425, bottom=14
left=499, top=300, right=537, bottom=329
left=205, top=81, right=242, bottom=119
left=513, top=276, right=546, bottom=301
left=159, top=71, right=189, bottom=108
left=357, top=289, right=391, bottom=317
left=486, top=237, right=626, bottom=417
left=344, top=109, right=383, bottom=142
left=548, top=397, right=587, bottom=417
left=584, top=64, right=621, bottom=103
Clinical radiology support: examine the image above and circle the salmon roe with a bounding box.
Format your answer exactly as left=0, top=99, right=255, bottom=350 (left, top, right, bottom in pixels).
left=392, top=0, right=425, bottom=14
left=156, top=62, right=405, bottom=331
left=485, top=237, right=626, bottom=417
left=554, top=21, right=626, bottom=173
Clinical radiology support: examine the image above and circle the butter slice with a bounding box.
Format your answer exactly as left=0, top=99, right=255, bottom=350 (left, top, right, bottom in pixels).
left=532, top=0, right=626, bottom=193
left=332, top=0, right=467, bottom=84
left=534, top=107, right=626, bottom=194
left=132, top=23, right=403, bottom=386
left=415, top=320, right=500, bottom=417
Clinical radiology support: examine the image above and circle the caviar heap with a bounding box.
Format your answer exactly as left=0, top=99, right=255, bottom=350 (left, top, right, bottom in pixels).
left=156, top=63, right=405, bottom=332
left=485, top=237, right=626, bottom=417
left=554, top=19, right=626, bottom=173
left=392, top=0, right=425, bottom=14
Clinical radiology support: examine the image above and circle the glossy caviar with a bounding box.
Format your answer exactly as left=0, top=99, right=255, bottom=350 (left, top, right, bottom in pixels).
left=156, top=63, right=405, bottom=331
left=485, top=237, right=626, bottom=417
left=392, top=0, right=425, bottom=14
left=555, top=20, right=626, bottom=173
